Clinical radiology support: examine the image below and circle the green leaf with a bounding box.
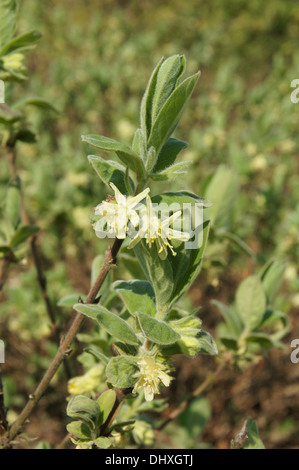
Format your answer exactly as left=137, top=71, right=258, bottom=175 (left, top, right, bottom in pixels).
left=137, top=312, right=180, bottom=345
left=133, top=241, right=174, bottom=312
left=145, top=146, right=157, bottom=172
left=147, top=71, right=200, bottom=155
left=57, top=293, right=85, bottom=307
left=170, top=220, right=210, bottom=306
left=132, top=128, right=147, bottom=161
left=260, top=259, right=286, bottom=304
left=258, top=308, right=289, bottom=340
left=167, top=315, right=204, bottom=357
left=178, top=397, right=211, bottom=439
left=90, top=254, right=112, bottom=304
left=151, top=54, right=186, bottom=123
left=167, top=315, right=215, bottom=357
left=13, top=96, right=58, bottom=113
left=113, top=280, right=156, bottom=317
left=243, top=418, right=265, bottom=449
left=97, top=389, right=116, bottom=426
left=219, top=230, right=255, bottom=258
left=93, top=437, right=112, bottom=449
left=195, top=330, right=218, bottom=355
left=246, top=332, right=280, bottom=351
left=0, top=0, right=17, bottom=49
left=235, top=275, right=267, bottom=332
left=5, top=178, right=21, bottom=230
left=119, top=253, right=146, bottom=280
left=162, top=327, right=217, bottom=357
left=153, top=137, right=189, bottom=173
left=88, top=155, right=133, bottom=195
left=0, top=30, right=41, bottom=57
left=66, top=395, right=99, bottom=430
left=204, top=165, right=239, bottom=227
left=84, top=347, right=109, bottom=365
left=211, top=300, right=243, bottom=337
left=112, top=342, right=137, bottom=357
left=150, top=160, right=192, bottom=181
left=81, top=134, right=145, bottom=178
left=140, top=56, right=164, bottom=139
left=106, top=356, right=139, bottom=389
left=220, top=336, right=239, bottom=351
left=73, top=303, right=140, bottom=346
left=169, top=315, right=202, bottom=334
left=10, top=225, right=39, bottom=247
left=66, top=420, right=92, bottom=440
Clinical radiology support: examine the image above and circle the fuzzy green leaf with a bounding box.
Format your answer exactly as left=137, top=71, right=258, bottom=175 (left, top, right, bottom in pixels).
left=195, top=330, right=218, bottom=355
left=137, top=311, right=180, bottom=345
left=140, top=56, right=164, bottom=139
left=66, top=420, right=92, bottom=440
left=88, top=155, right=133, bottom=195
left=73, top=303, right=139, bottom=346
left=211, top=299, right=243, bottom=337
left=150, top=160, right=192, bottom=181
left=0, top=0, right=17, bottom=49
left=170, top=220, right=210, bottom=306
left=260, top=259, right=286, bottom=304
left=97, top=389, right=116, bottom=426
left=106, top=356, right=139, bottom=389
left=153, top=137, right=189, bottom=173
left=133, top=241, right=174, bottom=312
left=57, top=293, right=85, bottom=307
left=151, top=54, right=186, bottom=123
left=5, top=179, right=21, bottom=230
left=13, top=96, right=58, bottom=112
left=82, top=134, right=145, bottom=178
left=66, top=395, right=99, bottom=430
left=10, top=225, right=39, bottom=247
left=204, top=165, right=239, bottom=228
left=243, top=418, right=265, bottom=449
left=236, top=275, right=267, bottom=331
left=0, top=30, right=41, bottom=57
left=93, top=437, right=112, bottom=449
left=147, top=71, right=200, bottom=155
left=113, top=280, right=156, bottom=317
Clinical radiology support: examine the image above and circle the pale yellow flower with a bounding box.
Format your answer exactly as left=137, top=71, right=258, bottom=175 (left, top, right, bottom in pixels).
left=133, top=354, right=173, bottom=402
left=93, top=183, right=149, bottom=239
left=128, top=195, right=190, bottom=259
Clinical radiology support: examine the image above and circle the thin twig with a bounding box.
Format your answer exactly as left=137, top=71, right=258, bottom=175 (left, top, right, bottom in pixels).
left=7, top=238, right=123, bottom=443
left=7, top=146, right=59, bottom=340
left=0, top=258, right=10, bottom=293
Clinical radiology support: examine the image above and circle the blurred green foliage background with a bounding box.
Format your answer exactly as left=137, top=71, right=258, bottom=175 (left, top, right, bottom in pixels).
left=1, top=0, right=299, bottom=448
